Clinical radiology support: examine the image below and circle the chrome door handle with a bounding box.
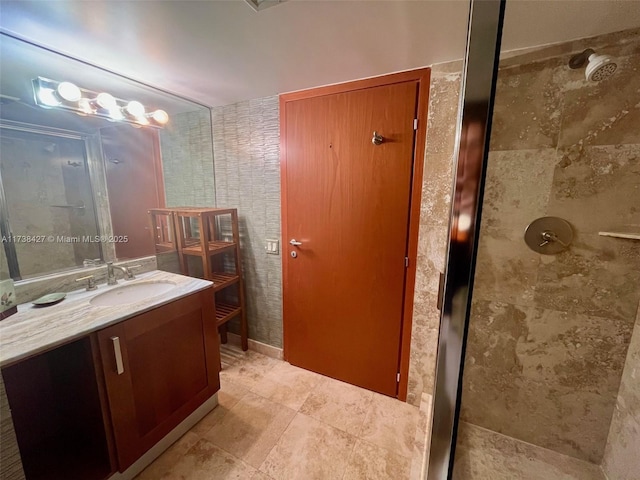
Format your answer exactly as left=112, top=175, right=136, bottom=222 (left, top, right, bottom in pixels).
left=111, top=336, right=125, bottom=375
left=289, top=239, right=303, bottom=246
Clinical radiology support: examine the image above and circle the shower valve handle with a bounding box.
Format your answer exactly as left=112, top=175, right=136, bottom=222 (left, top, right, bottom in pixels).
left=539, top=231, right=568, bottom=248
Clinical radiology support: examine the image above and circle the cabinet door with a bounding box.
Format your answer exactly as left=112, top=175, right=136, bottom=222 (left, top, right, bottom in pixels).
left=97, top=289, right=219, bottom=471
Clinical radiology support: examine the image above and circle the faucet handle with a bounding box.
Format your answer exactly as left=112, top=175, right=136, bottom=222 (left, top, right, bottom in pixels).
left=76, top=275, right=97, bottom=291
left=124, top=264, right=142, bottom=280
left=106, top=262, right=118, bottom=285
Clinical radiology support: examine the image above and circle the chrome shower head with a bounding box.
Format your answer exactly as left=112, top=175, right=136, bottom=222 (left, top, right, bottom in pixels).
left=569, top=48, right=617, bottom=81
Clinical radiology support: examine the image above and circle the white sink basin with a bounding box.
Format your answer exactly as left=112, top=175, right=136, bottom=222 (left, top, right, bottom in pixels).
left=90, top=281, right=176, bottom=307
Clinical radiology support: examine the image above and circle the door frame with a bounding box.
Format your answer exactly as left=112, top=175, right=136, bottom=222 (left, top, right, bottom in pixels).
left=280, top=68, right=431, bottom=400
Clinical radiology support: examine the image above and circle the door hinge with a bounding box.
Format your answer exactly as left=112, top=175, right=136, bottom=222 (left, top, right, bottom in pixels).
left=404, top=257, right=409, bottom=268
left=413, top=118, right=418, bottom=130
left=397, top=372, right=401, bottom=383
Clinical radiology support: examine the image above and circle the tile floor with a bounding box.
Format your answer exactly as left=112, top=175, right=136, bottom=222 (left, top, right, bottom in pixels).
left=136, top=344, right=428, bottom=480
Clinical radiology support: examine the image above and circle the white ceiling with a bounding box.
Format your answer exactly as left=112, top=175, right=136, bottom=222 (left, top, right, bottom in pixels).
left=0, top=0, right=639, bottom=107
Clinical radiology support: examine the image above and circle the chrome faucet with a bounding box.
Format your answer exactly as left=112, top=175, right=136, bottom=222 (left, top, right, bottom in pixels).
left=107, top=262, right=140, bottom=285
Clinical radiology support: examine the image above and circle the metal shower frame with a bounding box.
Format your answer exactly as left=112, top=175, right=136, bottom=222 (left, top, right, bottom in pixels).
left=426, top=0, right=506, bottom=478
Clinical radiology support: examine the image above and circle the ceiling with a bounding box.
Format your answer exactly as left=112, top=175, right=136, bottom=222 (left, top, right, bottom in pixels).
left=0, top=0, right=639, bottom=107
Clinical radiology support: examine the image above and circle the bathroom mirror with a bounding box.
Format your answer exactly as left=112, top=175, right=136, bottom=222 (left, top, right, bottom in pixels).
left=0, top=33, right=215, bottom=281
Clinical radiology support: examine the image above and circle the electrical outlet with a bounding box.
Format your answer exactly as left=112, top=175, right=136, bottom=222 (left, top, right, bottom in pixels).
left=265, top=239, right=279, bottom=255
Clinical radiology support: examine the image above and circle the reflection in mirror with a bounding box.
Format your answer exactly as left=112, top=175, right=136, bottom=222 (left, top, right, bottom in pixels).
left=0, top=127, right=101, bottom=279
left=0, top=33, right=214, bottom=280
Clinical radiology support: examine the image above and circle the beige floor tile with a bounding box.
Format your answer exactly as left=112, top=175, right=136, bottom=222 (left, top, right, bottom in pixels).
left=250, top=471, right=275, bottom=480
left=192, top=381, right=249, bottom=436
left=343, top=439, right=412, bottom=480
left=359, top=393, right=420, bottom=458
left=161, top=438, right=257, bottom=479
left=299, top=376, right=374, bottom=435
left=219, top=379, right=251, bottom=407
left=220, top=351, right=281, bottom=391
left=135, top=431, right=200, bottom=480
left=410, top=409, right=430, bottom=480
left=252, top=362, right=322, bottom=410
left=260, top=413, right=357, bottom=480
left=204, top=391, right=296, bottom=468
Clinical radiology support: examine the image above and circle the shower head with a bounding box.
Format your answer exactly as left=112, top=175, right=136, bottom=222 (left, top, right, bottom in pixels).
left=569, top=48, right=617, bottom=81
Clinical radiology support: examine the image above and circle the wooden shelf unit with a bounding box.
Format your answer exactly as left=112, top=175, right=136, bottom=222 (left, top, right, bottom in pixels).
left=148, top=208, right=177, bottom=253
left=150, top=207, right=248, bottom=351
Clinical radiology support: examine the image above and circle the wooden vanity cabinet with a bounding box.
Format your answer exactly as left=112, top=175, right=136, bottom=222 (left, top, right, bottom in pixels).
left=2, top=337, right=114, bottom=480
left=97, top=287, right=220, bottom=471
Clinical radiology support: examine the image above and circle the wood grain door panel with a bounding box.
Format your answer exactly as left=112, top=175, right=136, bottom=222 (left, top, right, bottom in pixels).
left=283, top=81, right=419, bottom=396
left=101, top=125, right=165, bottom=259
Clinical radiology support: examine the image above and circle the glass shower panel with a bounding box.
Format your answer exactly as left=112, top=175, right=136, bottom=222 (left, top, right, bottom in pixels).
left=452, top=17, right=640, bottom=480
left=0, top=128, right=101, bottom=279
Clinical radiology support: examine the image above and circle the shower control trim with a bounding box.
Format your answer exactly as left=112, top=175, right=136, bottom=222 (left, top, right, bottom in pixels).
left=524, top=217, right=573, bottom=255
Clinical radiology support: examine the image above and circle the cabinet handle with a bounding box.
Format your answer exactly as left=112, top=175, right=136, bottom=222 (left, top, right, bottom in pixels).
left=110, top=336, right=125, bottom=375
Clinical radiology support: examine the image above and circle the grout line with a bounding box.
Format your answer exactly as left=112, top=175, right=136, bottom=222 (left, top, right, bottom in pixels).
left=340, top=427, right=360, bottom=480
left=461, top=421, right=602, bottom=467
left=254, top=405, right=298, bottom=475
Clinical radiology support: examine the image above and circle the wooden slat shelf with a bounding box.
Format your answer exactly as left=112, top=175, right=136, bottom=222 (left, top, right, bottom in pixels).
left=215, top=303, right=242, bottom=326
left=149, top=207, right=248, bottom=351
left=171, top=207, right=237, bottom=216
left=154, top=242, right=176, bottom=253
left=210, top=272, right=240, bottom=292
left=181, top=240, right=237, bottom=256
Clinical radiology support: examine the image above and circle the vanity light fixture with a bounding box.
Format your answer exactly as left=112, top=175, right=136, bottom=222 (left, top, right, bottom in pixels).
left=150, top=109, right=169, bottom=125
left=32, top=77, right=169, bottom=128
left=57, top=81, right=82, bottom=102
left=95, top=92, right=118, bottom=110
left=125, top=100, right=145, bottom=117
left=37, top=87, right=60, bottom=107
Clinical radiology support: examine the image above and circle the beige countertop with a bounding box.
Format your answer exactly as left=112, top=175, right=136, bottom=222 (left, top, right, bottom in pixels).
left=0, top=270, right=212, bottom=367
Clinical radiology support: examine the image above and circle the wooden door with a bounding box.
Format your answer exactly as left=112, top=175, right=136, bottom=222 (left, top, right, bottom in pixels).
left=101, top=125, right=165, bottom=259
left=282, top=77, right=424, bottom=397
left=97, top=289, right=219, bottom=470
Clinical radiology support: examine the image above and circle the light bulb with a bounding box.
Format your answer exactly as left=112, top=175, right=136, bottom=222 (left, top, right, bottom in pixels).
left=108, top=108, right=124, bottom=121
left=125, top=100, right=145, bottom=117
left=151, top=109, right=169, bottom=124
left=78, top=98, right=94, bottom=115
left=96, top=92, right=117, bottom=110
left=38, top=88, right=60, bottom=107
left=57, top=82, right=81, bottom=102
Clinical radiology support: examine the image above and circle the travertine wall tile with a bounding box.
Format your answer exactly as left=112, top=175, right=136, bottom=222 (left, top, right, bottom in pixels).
left=408, top=68, right=461, bottom=405
left=462, top=28, right=640, bottom=464
left=489, top=60, right=566, bottom=151
left=534, top=233, right=640, bottom=322
left=481, top=149, right=557, bottom=234
left=548, top=145, right=640, bottom=234
left=420, top=153, right=454, bottom=226
left=559, top=53, right=640, bottom=148
left=602, top=303, right=640, bottom=479
left=425, top=73, right=462, bottom=156
left=472, top=228, right=541, bottom=307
